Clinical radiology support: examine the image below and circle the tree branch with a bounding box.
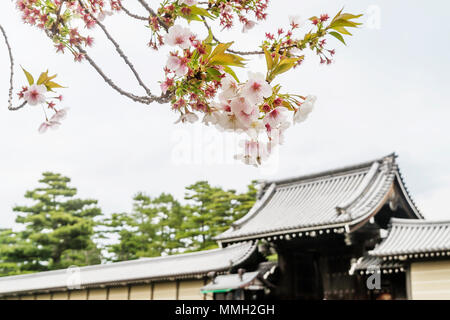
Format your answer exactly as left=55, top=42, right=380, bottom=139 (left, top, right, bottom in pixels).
left=136, top=0, right=169, bottom=32
left=119, top=2, right=148, bottom=21
left=0, top=24, right=27, bottom=111
left=79, top=1, right=154, bottom=98
left=202, top=19, right=263, bottom=56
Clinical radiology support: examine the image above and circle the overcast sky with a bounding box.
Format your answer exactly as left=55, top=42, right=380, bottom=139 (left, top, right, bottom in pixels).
left=1, top=0, right=449, bottom=229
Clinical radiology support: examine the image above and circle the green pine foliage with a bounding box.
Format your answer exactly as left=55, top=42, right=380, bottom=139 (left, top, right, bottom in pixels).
left=102, top=192, right=186, bottom=261
left=0, top=172, right=102, bottom=275
left=104, top=181, right=258, bottom=261
left=0, top=174, right=258, bottom=273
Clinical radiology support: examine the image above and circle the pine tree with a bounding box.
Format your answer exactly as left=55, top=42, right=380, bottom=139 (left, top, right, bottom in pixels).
left=0, top=229, right=22, bottom=276
left=103, top=181, right=258, bottom=260
left=180, top=181, right=238, bottom=251
left=103, top=192, right=185, bottom=261
left=232, top=180, right=259, bottom=221
left=6, top=172, right=102, bottom=272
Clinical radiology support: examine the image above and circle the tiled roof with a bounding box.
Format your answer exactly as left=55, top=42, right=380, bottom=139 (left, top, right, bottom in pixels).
left=201, top=271, right=260, bottom=293
left=0, top=242, right=256, bottom=296
left=370, top=218, right=450, bottom=257
left=216, top=154, right=422, bottom=243
left=349, top=255, right=405, bottom=275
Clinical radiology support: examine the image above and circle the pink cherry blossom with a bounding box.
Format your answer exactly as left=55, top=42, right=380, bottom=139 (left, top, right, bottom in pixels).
left=219, top=75, right=239, bottom=101
left=178, top=0, right=198, bottom=6
left=230, top=97, right=258, bottom=128
left=97, top=10, right=113, bottom=22
left=214, top=112, right=243, bottom=132
left=38, top=120, right=60, bottom=134
left=235, top=140, right=268, bottom=166
left=202, top=112, right=219, bottom=126
left=161, top=78, right=174, bottom=94
left=241, top=72, right=272, bottom=105
left=175, top=112, right=199, bottom=124
left=23, top=84, right=47, bottom=106
left=242, top=20, right=256, bottom=33
left=263, top=107, right=288, bottom=128
left=165, top=25, right=194, bottom=50
left=294, top=95, right=316, bottom=124
left=51, top=108, right=69, bottom=122
left=289, top=15, right=303, bottom=29
left=166, top=55, right=188, bottom=76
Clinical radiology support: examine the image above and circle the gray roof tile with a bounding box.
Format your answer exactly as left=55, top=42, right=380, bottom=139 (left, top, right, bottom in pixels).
left=370, top=218, right=450, bottom=257
left=0, top=241, right=256, bottom=296
left=217, top=154, right=421, bottom=243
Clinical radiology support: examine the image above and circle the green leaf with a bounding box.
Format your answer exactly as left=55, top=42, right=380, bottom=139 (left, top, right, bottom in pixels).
left=204, top=29, right=213, bottom=44
left=45, top=81, right=66, bottom=92
left=336, top=13, right=363, bottom=21
left=263, top=46, right=273, bottom=71
left=189, top=6, right=214, bottom=19
left=329, top=31, right=346, bottom=45
left=210, top=42, right=233, bottom=59
left=282, top=100, right=295, bottom=111
left=222, top=66, right=239, bottom=82
left=271, top=58, right=299, bottom=77
left=206, top=68, right=222, bottom=81
left=331, top=26, right=352, bottom=35
left=182, top=14, right=203, bottom=22
left=37, top=70, right=49, bottom=85
left=21, top=66, right=34, bottom=85
left=208, top=53, right=245, bottom=67
left=331, top=19, right=360, bottom=28
left=204, top=30, right=214, bottom=57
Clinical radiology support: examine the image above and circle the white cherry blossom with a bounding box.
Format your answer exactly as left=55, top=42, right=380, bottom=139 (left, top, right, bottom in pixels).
left=289, top=15, right=304, bottom=29
left=235, top=140, right=268, bottom=166
left=164, top=25, right=194, bottom=50
left=178, top=0, right=198, bottom=6
left=263, top=107, right=289, bottom=128
left=38, top=120, right=60, bottom=134
left=166, top=55, right=188, bottom=76
left=175, top=112, right=199, bottom=124
left=241, top=72, right=272, bottom=105
left=242, top=20, right=256, bottom=33
left=294, top=95, right=316, bottom=124
left=230, top=97, right=258, bottom=128
left=23, top=84, right=47, bottom=106
left=219, top=75, right=239, bottom=101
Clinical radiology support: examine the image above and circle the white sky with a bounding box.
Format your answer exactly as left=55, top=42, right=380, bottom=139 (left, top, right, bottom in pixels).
left=1, top=0, right=449, bottom=229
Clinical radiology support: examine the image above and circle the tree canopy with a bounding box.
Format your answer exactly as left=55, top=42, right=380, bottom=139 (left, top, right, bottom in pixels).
left=0, top=172, right=102, bottom=275
left=1, top=1, right=362, bottom=165
left=0, top=173, right=258, bottom=275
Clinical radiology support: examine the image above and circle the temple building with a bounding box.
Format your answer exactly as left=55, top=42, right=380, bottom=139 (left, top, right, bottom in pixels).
left=1, top=153, right=449, bottom=300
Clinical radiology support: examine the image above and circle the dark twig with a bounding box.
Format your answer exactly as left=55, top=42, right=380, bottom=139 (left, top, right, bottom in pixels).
left=202, top=19, right=263, bottom=56
left=119, top=2, right=148, bottom=21
left=0, top=24, right=27, bottom=111
left=136, top=0, right=169, bottom=31
left=78, top=0, right=154, bottom=98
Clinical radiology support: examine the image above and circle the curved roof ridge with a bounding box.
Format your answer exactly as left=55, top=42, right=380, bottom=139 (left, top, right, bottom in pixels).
left=370, top=218, right=450, bottom=257
left=336, top=161, right=381, bottom=215
left=263, top=153, right=396, bottom=187
left=231, top=183, right=276, bottom=228
left=390, top=217, right=450, bottom=226
left=0, top=242, right=255, bottom=284
left=393, top=164, right=423, bottom=219
left=216, top=153, right=425, bottom=244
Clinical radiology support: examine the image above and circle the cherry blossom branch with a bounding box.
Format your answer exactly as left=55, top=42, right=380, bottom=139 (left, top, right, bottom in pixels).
left=51, top=1, right=66, bottom=35
left=136, top=0, right=169, bottom=31
left=75, top=43, right=171, bottom=104
left=0, top=24, right=27, bottom=111
left=119, top=2, right=149, bottom=21
left=78, top=1, right=153, bottom=98
left=201, top=19, right=263, bottom=56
